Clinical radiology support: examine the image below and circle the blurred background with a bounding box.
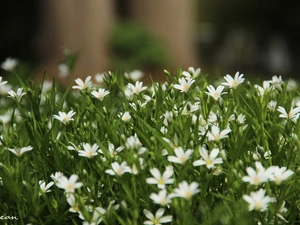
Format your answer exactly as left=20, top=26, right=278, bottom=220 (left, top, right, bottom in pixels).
left=1, top=0, right=300, bottom=81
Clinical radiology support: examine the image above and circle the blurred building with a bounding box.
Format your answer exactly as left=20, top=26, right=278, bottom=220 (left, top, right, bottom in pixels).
left=36, top=0, right=198, bottom=79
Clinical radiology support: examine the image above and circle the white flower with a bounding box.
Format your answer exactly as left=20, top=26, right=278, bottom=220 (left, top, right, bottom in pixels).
left=94, top=73, right=105, bottom=84
left=125, top=70, right=144, bottom=81
left=150, top=189, right=173, bottom=206
left=91, top=88, right=110, bottom=101
left=127, top=81, right=147, bottom=95
left=276, top=201, right=289, bottom=223
left=78, top=143, right=99, bottom=158
left=53, top=110, right=76, bottom=125
left=55, top=174, right=83, bottom=192
left=50, top=171, right=64, bottom=183
left=167, top=147, right=193, bottom=165
left=172, top=181, right=200, bottom=200
left=242, top=162, right=272, bottom=185
left=277, top=106, right=300, bottom=121
left=72, top=76, right=92, bottom=90
left=66, top=193, right=80, bottom=213
left=237, top=113, right=246, bottom=124
left=254, top=81, right=271, bottom=96
left=270, top=75, right=284, bottom=90
left=173, top=77, right=195, bottom=92
left=121, top=111, right=131, bottom=122
left=7, top=146, right=33, bottom=157
left=105, top=161, right=131, bottom=176
left=222, top=71, right=245, bottom=89
left=287, top=79, right=298, bottom=91
left=268, top=166, right=294, bottom=185
left=108, top=143, right=124, bottom=158
left=58, top=63, right=70, bottom=77
left=39, top=180, right=54, bottom=195
left=1, top=58, right=18, bottom=71
left=67, top=142, right=80, bottom=151
left=243, top=188, right=276, bottom=212
left=146, top=166, right=174, bottom=189
left=182, top=67, right=201, bottom=79
left=268, top=101, right=277, bottom=112
left=206, top=125, right=231, bottom=142
left=7, top=88, right=26, bottom=102
left=143, top=208, right=172, bottom=225
left=125, top=135, right=147, bottom=155
left=0, top=77, right=8, bottom=86
left=181, top=102, right=199, bottom=115
left=205, top=85, right=226, bottom=101
left=193, top=147, right=223, bottom=169
left=124, top=87, right=134, bottom=101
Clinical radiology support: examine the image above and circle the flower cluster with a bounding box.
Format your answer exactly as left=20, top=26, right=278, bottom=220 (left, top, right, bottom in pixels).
left=0, top=60, right=298, bottom=224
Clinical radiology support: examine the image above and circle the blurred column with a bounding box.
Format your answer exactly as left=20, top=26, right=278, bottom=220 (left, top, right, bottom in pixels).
left=130, top=0, right=198, bottom=69
left=37, top=0, right=115, bottom=79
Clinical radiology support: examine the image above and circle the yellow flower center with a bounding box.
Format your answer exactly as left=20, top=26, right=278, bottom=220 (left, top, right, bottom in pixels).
left=116, top=168, right=122, bottom=175
left=206, top=159, right=213, bottom=166
left=232, top=81, right=238, bottom=88
left=253, top=176, right=260, bottom=185
left=66, top=183, right=74, bottom=191
left=254, top=201, right=262, bottom=211
left=183, top=85, right=189, bottom=91
left=179, top=156, right=186, bottom=163
left=185, top=190, right=192, bottom=199
left=153, top=219, right=159, bottom=224
left=158, top=178, right=165, bottom=185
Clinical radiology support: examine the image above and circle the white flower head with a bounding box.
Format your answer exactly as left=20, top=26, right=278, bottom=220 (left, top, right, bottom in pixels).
left=39, top=180, right=54, bottom=195
left=66, top=193, right=80, bottom=213
left=108, top=143, right=124, bottom=158
left=173, top=77, right=195, bottom=92
left=277, top=106, right=300, bottom=121
left=167, top=147, right=193, bottom=165
left=127, top=81, right=147, bottom=95
left=53, top=110, right=76, bottom=125
left=268, top=100, right=277, bottom=112
left=0, top=77, right=8, bottom=86
left=94, top=73, right=106, bottom=84
left=146, top=166, right=174, bottom=189
left=67, top=142, right=80, bottom=151
left=1, top=58, right=18, bottom=71
left=172, top=181, right=200, bottom=200
left=193, top=147, right=223, bottom=169
left=270, top=75, right=284, bottom=90
left=268, top=166, right=294, bottom=185
left=182, top=67, right=201, bottom=79
left=91, top=88, right=110, bottom=101
left=181, top=101, right=200, bottom=116
left=58, top=63, right=70, bottom=78
left=121, top=111, right=131, bottom=123
left=254, top=81, right=271, bottom=96
left=150, top=189, right=173, bottom=206
left=72, top=76, right=92, bottom=90
left=143, top=208, right=172, bottom=225
left=7, top=88, right=26, bottom=102
left=205, top=85, right=226, bottom=101
left=50, top=172, right=64, bottom=183
left=222, top=71, right=245, bottom=89
left=206, top=125, right=231, bottom=142
left=243, top=188, right=276, bottom=212
left=78, top=143, right=99, bottom=159
left=125, top=70, right=144, bottom=81
left=7, top=146, right=33, bottom=157
left=242, top=162, right=272, bottom=185
left=55, top=174, right=83, bottom=193
left=105, top=161, right=131, bottom=176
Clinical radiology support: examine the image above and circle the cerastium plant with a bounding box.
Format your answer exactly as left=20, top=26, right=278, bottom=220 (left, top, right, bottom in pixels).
left=0, top=63, right=299, bottom=225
